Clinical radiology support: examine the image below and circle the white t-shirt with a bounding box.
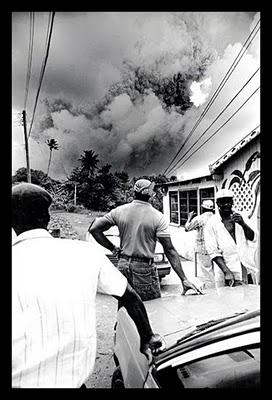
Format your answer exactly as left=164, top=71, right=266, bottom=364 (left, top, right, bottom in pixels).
left=12, top=229, right=127, bottom=388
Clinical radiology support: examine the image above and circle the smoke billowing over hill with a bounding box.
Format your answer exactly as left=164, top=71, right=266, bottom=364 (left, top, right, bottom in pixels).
left=12, top=12, right=260, bottom=180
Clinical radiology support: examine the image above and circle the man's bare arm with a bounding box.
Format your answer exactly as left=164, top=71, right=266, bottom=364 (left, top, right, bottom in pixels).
left=88, top=218, right=119, bottom=253
left=212, top=256, right=235, bottom=286
left=113, top=283, right=165, bottom=360
left=158, top=236, right=203, bottom=295
left=231, top=213, right=255, bottom=241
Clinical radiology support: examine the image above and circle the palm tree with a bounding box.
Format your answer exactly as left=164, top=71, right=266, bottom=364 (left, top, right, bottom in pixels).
left=79, top=150, right=99, bottom=178
left=46, top=138, right=59, bottom=176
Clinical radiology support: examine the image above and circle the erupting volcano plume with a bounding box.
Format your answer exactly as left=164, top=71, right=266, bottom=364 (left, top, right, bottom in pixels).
left=12, top=12, right=260, bottom=180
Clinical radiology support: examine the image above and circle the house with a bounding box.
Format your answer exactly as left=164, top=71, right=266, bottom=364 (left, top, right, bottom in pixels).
left=162, top=129, right=260, bottom=277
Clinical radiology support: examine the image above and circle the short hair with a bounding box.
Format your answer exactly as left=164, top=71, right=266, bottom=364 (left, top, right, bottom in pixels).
left=134, top=191, right=150, bottom=202
left=12, top=182, right=52, bottom=229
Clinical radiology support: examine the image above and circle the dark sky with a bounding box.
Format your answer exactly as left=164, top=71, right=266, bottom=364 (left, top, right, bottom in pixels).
left=12, top=11, right=260, bottom=180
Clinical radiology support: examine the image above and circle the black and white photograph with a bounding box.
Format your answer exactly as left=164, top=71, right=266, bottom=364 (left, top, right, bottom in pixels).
left=12, top=11, right=260, bottom=389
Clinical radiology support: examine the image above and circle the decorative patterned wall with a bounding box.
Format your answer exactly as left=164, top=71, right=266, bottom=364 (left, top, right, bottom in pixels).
left=219, top=140, right=260, bottom=221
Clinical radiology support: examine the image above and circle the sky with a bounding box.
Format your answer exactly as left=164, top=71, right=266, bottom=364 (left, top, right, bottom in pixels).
left=12, top=11, right=260, bottom=181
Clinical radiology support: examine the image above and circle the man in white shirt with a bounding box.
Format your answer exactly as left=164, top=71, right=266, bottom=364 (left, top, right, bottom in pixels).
left=204, top=189, right=257, bottom=287
left=12, top=182, right=164, bottom=388
left=185, top=200, right=215, bottom=287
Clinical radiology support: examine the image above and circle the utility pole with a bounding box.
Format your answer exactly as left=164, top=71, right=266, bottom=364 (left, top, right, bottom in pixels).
left=74, top=183, right=77, bottom=206
left=22, top=110, right=31, bottom=182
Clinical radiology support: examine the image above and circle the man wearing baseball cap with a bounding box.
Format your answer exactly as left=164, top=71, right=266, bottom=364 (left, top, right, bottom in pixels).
left=89, top=178, right=203, bottom=301
left=12, top=182, right=165, bottom=387
left=204, top=188, right=257, bottom=287
left=185, top=199, right=215, bottom=288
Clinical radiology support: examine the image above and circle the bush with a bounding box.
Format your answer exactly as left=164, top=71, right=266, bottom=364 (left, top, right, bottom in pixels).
left=65, top=203, right=88, bottom=213
left=66, top=204, right=76, bottom=213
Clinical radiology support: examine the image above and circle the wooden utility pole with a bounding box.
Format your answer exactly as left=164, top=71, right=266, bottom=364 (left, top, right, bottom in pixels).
left=74, top=183, right=77, bottom=206
left=22, top=110, right=31, bottom=182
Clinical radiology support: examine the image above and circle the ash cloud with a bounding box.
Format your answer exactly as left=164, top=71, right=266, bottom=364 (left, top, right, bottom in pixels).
left=12, top=12, right=260, bottom=180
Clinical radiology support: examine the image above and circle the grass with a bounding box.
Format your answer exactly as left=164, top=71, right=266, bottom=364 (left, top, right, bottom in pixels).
left=48, top=210, right=105, bottom=241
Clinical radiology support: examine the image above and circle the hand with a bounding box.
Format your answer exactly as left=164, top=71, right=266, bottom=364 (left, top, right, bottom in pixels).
left=224, top=270, right=235, bottom=287
left=112, top=246, right=121, bottom=258
left=231, top=212, right=244, bottom=225
left=188, top=211, right=196, bottom=219
left=141, top=334, right=166, bottom=364
left=182, top=279, right=204, bottom=295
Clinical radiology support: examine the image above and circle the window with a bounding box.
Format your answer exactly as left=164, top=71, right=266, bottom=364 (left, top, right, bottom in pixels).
left=168, top=187, right=215, bottom=226
left=179, top=190, right=197, bottom=226
left=169, top=192, right=179, bottom=224
left=199, top=187, right=215, bottom=207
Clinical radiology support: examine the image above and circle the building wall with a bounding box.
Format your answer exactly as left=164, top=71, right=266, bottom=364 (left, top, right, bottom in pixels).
left=163, top=137, right=260, bottom=264
left=214, top=137, right=260, bottom=225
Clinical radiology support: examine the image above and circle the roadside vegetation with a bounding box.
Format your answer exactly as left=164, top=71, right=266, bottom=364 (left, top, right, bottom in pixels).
left=12, top=148, right=177, bottom=214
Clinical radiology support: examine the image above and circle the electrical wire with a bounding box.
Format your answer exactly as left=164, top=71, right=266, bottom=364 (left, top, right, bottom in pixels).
left=163, top=18, right=260, bottom=176
left=163, top=20, right=260, bottom=176
left=168, top=87, right=260, bottom=175
left=23, top=12, right=35, bottom=110
left=28, top=12, right=54, bottom=137
left=166, top=67, right=260, bottom=176
left=28, top=12, right=55, bottom=139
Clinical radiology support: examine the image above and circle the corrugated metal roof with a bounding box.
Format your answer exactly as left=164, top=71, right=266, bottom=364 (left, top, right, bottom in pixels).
left=209, top=129, right=260, bottom=174
left=163, top=173, right=211, bottom=186
left=163, top=129, right=260, bottom=186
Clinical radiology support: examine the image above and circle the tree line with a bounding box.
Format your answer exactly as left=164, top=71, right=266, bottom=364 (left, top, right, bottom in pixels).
left=12, top=149, right=177, bottom=213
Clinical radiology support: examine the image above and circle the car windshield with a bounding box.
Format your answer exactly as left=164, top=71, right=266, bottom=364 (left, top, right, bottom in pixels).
left=176, top=310, right=248, bottom=344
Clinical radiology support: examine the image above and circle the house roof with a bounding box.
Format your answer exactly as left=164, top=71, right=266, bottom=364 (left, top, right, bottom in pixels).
left=209, top=129, right=260, bottom=174
left=162, top=173, right=211, bottom=186
left=163, top=129, right=260, bottom=186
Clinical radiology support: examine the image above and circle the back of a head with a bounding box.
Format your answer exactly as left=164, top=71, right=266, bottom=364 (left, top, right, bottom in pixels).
left=12, top=182, right=52, bottom=234
left=133, top=179, right=154, bottom=202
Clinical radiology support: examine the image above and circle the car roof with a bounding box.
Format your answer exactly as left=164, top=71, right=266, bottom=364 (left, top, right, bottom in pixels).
left=144, top=285, right=260, bottom=349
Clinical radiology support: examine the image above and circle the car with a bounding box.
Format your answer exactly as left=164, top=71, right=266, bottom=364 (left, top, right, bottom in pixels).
left=86, top=226, right=171, bottom=281
left=111, top=284, right=260, bottom=388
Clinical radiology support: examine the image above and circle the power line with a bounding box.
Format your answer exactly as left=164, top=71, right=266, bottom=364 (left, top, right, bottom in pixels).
left=166, top=67, right=260, bottom=176
left=167, top=87, right=260, bottom=175
left=28, top=12, right=55, bottom=139
left=163, top=18, right=260, bottom=176
left=186, top=22, right=260, bottom=138
left=163, top=19, right=260, bottom=176
left=23, top=12, right=35, bottom=110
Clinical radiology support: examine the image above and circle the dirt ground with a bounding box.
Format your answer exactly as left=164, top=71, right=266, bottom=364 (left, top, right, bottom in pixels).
left=85, top=294, right=118, bottom=388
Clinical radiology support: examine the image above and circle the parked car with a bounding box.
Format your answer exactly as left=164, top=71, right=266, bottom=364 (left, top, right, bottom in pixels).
left=112, top=284, right=260, bottom=388
left=86, top=226, right=171, bottom=281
